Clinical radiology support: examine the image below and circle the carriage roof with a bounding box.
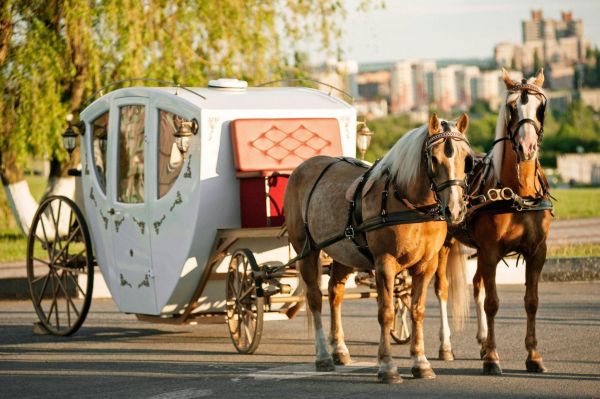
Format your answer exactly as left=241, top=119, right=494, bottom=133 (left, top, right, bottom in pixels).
left=84, top=85, right=353, bottom=115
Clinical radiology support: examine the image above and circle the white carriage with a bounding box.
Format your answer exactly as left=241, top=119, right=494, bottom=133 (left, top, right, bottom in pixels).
left=26, top=79, right=411, bottom=353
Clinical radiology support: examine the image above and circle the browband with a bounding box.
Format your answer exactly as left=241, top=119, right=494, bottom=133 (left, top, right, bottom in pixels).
left=426, top=131, right=469, bottom=149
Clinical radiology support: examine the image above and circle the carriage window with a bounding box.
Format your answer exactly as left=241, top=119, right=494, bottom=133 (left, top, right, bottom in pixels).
left=157, top=110, right=185, bottom=199
left=117, top=105, right=145, bottom=203
left=91, top=112, right=109, bottom=194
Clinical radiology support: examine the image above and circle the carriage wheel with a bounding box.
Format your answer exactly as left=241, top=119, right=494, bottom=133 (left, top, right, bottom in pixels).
left=390, top=293, right=411, bottom=344
left=226, top=249, right=264, bottom=354
left=26, top=195, right=94, bottom=336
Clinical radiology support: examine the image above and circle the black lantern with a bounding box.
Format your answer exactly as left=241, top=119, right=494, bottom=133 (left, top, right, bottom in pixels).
left=62, top=114, right=78, bottom=154
left=173, top=116, right=199, bottom=154
left=356, top=121, right=374, bottom=160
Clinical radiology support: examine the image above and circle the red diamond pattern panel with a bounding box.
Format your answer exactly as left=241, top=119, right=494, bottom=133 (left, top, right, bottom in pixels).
left=231, top=118, right=342, bottom=172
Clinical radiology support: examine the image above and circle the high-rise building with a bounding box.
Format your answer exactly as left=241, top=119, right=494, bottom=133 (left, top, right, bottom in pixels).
left=390, top=61, right=414, bottom=113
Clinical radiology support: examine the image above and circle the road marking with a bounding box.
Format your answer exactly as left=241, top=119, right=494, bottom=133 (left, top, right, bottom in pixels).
left=148, top=388, right=213, bottom=399
left=248, top=361, right=376, bottom=380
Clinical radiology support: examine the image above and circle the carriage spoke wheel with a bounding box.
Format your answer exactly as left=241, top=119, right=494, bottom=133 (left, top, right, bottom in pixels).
left=391, top=290, right=412, bottom=344
left=391, top=270, right=412, bottom=344
left=26, top=196, right=94, bottom=336
left=225, top=249, right=264, bottom=354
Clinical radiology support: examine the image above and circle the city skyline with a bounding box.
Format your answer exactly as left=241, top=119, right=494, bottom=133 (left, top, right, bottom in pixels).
left=325, top=0, right=600, bottom=64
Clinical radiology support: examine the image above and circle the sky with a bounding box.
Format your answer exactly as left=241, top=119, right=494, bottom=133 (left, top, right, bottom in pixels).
left=320, top=0, right=600, bottom=63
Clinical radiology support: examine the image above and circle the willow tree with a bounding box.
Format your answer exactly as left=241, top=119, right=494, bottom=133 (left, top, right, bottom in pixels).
left=1, top=0, right=370, bottom=235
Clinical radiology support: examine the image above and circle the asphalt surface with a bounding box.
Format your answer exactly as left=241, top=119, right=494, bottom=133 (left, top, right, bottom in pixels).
left=0, top=282, right=599, bottom=399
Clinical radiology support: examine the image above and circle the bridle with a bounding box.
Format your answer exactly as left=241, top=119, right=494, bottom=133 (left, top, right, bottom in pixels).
left=423, top=126, right=472, bottom=203
left=505, top=81, right=547, bottom=152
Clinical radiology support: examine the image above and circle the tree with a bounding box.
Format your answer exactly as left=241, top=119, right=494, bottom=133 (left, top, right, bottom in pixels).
left=1, top=0, right=375, bottom=234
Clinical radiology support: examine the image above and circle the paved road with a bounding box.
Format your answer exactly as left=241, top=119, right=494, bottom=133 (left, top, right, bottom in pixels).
left=1, top=282, right=599, bottom=398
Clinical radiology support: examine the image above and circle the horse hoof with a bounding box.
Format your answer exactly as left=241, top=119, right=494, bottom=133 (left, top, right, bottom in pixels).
left=482, top=361, right=502, bottom=376
left=411, top=366, right=436, bottom=379
left=439, top=349, right=455, bottom=361
left=332, top=352, right=352, bottom=365
left=526, top=359, right=548, bottom=373
left=377, top=371, right=403, bottom=384
left=315, top=358, right=335, bottom=372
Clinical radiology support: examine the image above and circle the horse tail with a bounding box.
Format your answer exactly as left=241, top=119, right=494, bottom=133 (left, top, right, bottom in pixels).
left=447, top=241, right=470, bottom=331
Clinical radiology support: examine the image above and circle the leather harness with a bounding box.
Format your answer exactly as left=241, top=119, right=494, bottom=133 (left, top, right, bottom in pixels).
left=464, top=82, right=553, bottom=218
left=294, top=129, right=470, bottom=265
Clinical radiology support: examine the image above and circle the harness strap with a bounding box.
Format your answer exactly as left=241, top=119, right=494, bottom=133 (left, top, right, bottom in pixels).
left=347, top=160, right=381, bottom=264
left=300, top=157, right=356, bottom=258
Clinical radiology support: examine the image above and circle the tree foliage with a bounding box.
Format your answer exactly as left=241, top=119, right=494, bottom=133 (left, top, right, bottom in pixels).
left=0, top=0, right=371, bottom=180
left=365, top=101, right=600, bottom=168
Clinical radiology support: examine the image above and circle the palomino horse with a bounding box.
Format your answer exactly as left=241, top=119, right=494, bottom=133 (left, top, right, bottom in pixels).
left=284, top=114, right=473, bottom=383
left=436, top=68, right=552, bottom=375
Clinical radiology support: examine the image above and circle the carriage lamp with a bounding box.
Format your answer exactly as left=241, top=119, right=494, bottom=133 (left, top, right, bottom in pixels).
left=356, top=121, right=374, bottom=160
left=62, top=114, right=78, bottom=154
left=173, top=116, right=199, bottom=154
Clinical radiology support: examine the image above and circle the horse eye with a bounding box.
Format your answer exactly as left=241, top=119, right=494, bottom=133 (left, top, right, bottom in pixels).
left=465, top=155, right=474, bottom=173
left=431, top=156, right=439, bottom=165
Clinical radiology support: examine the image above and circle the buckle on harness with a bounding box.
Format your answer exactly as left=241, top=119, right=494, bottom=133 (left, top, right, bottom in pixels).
left=344, top=226, right=355, bottom=239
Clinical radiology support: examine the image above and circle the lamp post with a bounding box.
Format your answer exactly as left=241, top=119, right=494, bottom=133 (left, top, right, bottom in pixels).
left=356, top=121, right=374, bottom=160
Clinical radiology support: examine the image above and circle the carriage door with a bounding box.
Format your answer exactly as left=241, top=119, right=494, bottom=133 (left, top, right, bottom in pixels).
left=108, top=98, right=157, bottom=314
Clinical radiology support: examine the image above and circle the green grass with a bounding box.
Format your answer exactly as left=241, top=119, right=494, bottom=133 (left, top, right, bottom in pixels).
left=0, top=176, right=47, bottom=262
left=551, top=188, right=600, bottom=220
left=547, top=243, right=600, bottom=258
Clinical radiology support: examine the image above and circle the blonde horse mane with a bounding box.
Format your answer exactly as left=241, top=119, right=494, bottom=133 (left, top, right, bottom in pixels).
left=371, top=124, right=429, bottom=192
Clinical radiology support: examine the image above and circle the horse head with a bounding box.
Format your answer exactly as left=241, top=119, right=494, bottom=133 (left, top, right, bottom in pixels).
left=425, top=113, right=472, bottom=225
left=502, top=68, right=546, bottom=162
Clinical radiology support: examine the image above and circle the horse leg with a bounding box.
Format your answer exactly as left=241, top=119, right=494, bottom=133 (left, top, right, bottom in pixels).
left=479, top=251, right=502, bottom=375
left=299, top=251, right=334, bottom=371
left=524, top=242, right=548, bottom=373
left=375, top=254, right=402, bottom=384
left=473, top=269, right=487, bottom=359
left=410, top=261, right=437, bottom=379
left=328, top=261, right=353, bottom=365
left=435, top=244, right=454, bottom=361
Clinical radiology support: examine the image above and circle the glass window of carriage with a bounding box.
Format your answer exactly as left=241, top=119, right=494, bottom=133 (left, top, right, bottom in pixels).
left=91, top=112, right=109, bottom=194
left=117, top=105, right=146, bottom=203
left=157, top=109, right=185, bottom=199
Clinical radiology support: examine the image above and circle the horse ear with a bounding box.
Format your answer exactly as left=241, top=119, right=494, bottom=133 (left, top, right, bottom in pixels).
left=534, top=68, right=545, bottom=88
left=428, top=113, right=441, bottom=135
left=456, top=113, right=469, bottom=135
left=502, top=68, right=517, bottom=89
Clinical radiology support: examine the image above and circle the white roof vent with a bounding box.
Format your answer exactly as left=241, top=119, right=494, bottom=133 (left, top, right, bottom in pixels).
left=208, top=78, right=248, bottom=89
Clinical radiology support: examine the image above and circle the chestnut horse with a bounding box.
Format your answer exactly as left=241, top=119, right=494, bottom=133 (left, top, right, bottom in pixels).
left=284, top=114, right=473, bottom=383
left=436, top=68, right=552, bottom=375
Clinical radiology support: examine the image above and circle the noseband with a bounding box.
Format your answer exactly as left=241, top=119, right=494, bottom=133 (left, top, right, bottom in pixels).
left=506, top=82, right=547, bottom=150
left=423, top=129, right=471, bottom=202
